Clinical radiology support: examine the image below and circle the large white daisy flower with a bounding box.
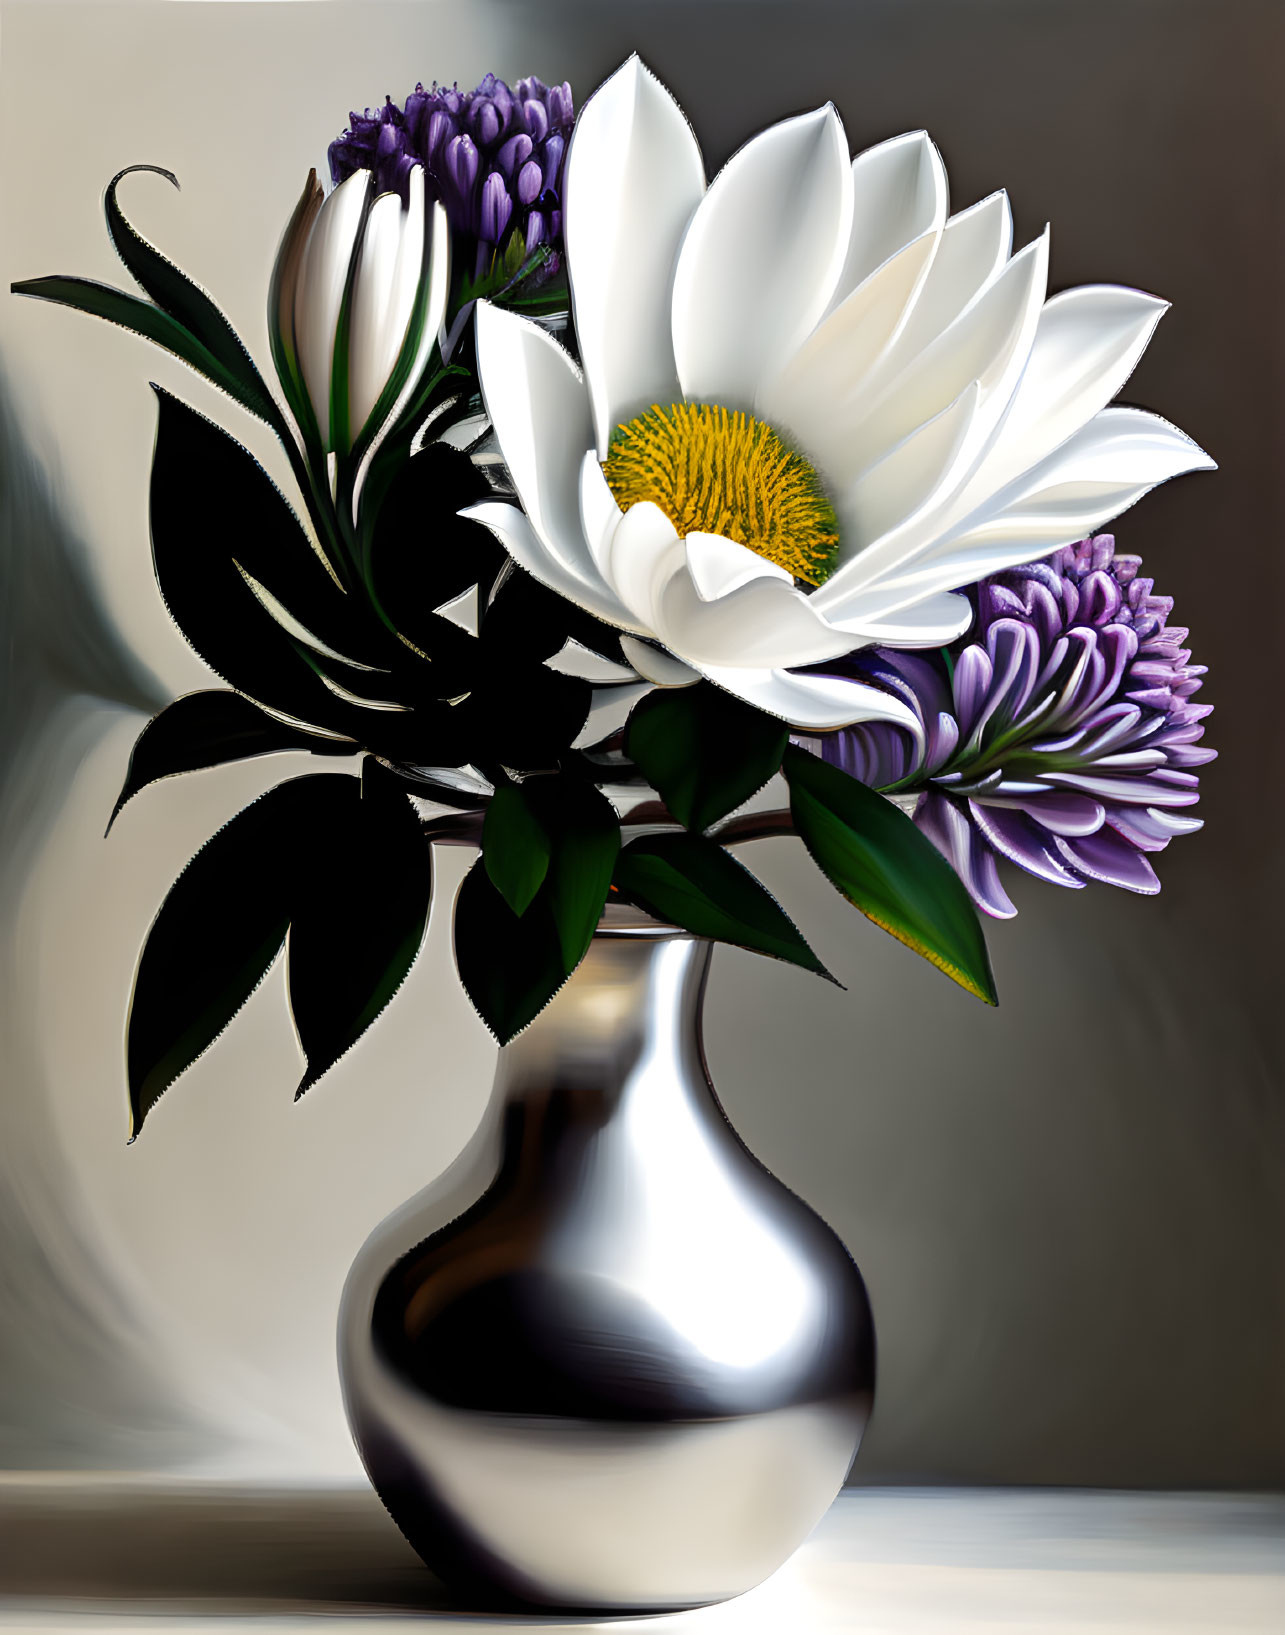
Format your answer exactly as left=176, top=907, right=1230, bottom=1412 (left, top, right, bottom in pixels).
left=466, top=56, right=1213, bottom=733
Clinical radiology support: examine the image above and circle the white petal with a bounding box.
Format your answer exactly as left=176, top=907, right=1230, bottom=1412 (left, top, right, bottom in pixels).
left=776, top=194, right=1012, bottom=483
left=811, top=233, right=1051, bottom=604
left=351, top=190, right=449, bottom=521
left=875, top=191, right=1013, bottom=376
left=696, top=664, right=923, bottom=733
left=672, top=105, right=853, bottom=406
left=579, top=450, right=623, bottom=576
left=853, top=407, right=1215, bottom=606
left=472, top=302, right=607, bottom=598
left=295, top=170, right=369, bottom=449
left=965, top=284, right=1169, bottom=494
left=836, top=228, right=1050, bottom=483
left=758, top=227, right=938, bottom=453
left=463, top=500, right=646, bottom=632
left=545, top=639, right=638, bottom=683
left=829, top=131, right=947, bottom=310
left=654, top=573, right=863, bottom=668
left=604, top=501, right=687, bottom=630
left=572, top=680, right=655, bottom=749
left=619, top=636, right=700, bottom=687
left=348, top=190, right=411, bottom=436
left=830, top=589, right=974, bottom=646
left=390, top=168, right=431, bottom=342
left=683, top=531, right=792, bottom=602
left=565, top=56, right=706, bottom=456
left=432, top=582, right=479, bottom=636
left=832, top=381, right=981, bottom=557
left=936, top=406, right=1216, bottom=556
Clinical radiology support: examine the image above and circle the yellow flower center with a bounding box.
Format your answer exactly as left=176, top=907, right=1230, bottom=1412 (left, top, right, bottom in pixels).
left=602, top=402, right=840, bottom=587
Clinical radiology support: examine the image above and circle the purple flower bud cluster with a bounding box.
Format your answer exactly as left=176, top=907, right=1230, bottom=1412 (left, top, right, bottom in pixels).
left=329, top=73, right=574, bottom=280
left=811, top=534, right=1215, bottom=918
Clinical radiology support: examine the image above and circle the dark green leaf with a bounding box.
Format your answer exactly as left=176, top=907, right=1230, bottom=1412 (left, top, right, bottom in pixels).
left=482, top=781, right=551, bottom=916
left=109, top=690, right=353, bottom=832
left=366, top=441, right=501, bottom=656
left=614, top=832, right=833, bottom=981
left=532, top=778, right=621, bottom=971
left=454, top=860, right=570, bottom=1045
left=458, top=665, right=591, bottom=772
left=459, top=778, right=621, bottom=1041
left=287, top=760, right=433, bottom=1095
left=125, top=777, right=323, bottom=1137
left=782, top=745, right=997, bottom=1005
left=11, top=275, right=270, bottom=421
left=536, top=774, right=621, bottom=967
left=624, top=682, right=788, bottom=831
left=149, top=387, right=375, bottom=727
left=481, top=565, right=627, bottom=668
left=103, top=166, right=276, bottom=421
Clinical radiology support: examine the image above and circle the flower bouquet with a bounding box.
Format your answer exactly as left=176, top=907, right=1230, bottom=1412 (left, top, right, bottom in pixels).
left=14, top=55, right=1215, bottom=1612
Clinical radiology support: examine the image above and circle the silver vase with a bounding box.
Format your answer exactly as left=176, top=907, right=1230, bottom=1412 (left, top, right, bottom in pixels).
left=338, top=907, right=874, bottom=1612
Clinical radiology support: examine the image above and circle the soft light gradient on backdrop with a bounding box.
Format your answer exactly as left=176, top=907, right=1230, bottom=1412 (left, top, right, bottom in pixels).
left=0, top=0, right=1280, bottom=1486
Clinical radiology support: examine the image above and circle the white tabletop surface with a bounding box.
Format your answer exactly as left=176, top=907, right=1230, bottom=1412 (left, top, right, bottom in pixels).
left=0, top=1478, right=1280, bottom=1634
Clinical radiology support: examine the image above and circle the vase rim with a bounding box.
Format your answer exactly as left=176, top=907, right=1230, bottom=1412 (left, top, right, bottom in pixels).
left=596, top=899, right=690, bottom=939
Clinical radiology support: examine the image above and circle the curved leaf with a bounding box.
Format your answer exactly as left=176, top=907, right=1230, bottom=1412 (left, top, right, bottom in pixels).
left=109, top=689, right=354, bottom=832
left=782, top=745, right=997, bottom=1004
left=287, top=759, right=433, bottom=1095
left=460, top=777, right=621, bottom=1042
left=481, top=563, right=627, bottom=669
left=483, top=781, right=552, bottom=917
left=126, top=776, right=326, bottom=1137
left=531, top=778, right=621, bottom=971
left=149, top=387, right=373, bottom=726
left=366, top=440, right=501, bottom=658
left=454, top=860, right=569, bottom=1045
left=11, top=275, right=269, bottom=421
left=104, top=166, right=276, bottom=420
left=458, top=664, right=591, bottom=771
left=614, top=832, right=834, bottom=981
left=624, top=683, right=787, bottom=831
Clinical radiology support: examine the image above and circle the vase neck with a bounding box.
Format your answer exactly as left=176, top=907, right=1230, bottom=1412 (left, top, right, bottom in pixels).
left=494, top=932, right=712, bottom=1112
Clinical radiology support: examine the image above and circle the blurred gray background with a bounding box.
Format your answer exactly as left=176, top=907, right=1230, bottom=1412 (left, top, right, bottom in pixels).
left=0, top=0, right=1280, bottom=1488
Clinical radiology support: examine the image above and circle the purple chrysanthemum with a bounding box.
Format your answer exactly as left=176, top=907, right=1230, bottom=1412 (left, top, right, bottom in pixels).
left=328, top=73, right=574, bottom=285
left=813, top=534, right=1215, bottom=918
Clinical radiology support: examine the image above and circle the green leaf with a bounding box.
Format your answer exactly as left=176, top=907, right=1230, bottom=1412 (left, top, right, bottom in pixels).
left=11, top=275, right=272, bottom=423
left=782, top=745, right=997, bottom=1005
left=614, top=832, right=833, bottom=981
left=366, top=441, right=501, bottom=650
left=148, top=387, right=375, bottom=728
left=125, top=777, right=320, bottom=1137
left=127, top=767, right=435, bottom=1133
left=624, top=682, right=788, bottom=831
left=483, top=781, right=552, bottom=917
left=533, top=778, right=621, bottom=972
left=460, top=777, right=620, bottom=1041
left=108, top=690, right=353, bottom=832
left=454, top=860, right=569, bottom=1045
left=287, top=760, right=433, bottom=1095
left=103, top=166, right=276, bottom=421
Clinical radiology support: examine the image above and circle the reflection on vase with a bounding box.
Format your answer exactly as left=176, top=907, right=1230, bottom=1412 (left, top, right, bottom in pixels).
left=339, top=906, right=874, bottom=1612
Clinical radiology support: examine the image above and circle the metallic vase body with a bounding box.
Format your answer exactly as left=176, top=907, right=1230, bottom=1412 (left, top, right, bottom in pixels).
left=338, top=912, right=874, bottom=1612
